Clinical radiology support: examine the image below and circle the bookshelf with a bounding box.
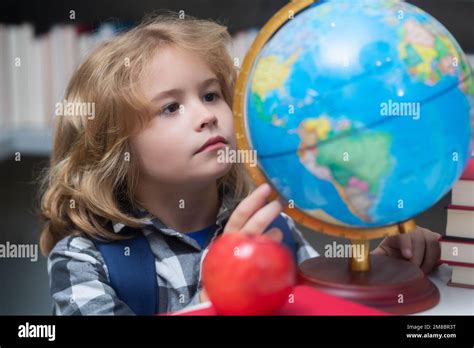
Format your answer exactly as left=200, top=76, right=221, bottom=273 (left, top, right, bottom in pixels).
left=0, top=1, right=473, bottom=162
left=0, top=128, right=53, bottom=160
left=0, top=54, right=472, bottom=162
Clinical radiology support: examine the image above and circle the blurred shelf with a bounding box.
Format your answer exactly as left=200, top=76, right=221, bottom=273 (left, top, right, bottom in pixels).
left=0, top=0, right=473, bottom=52
left=0, top=55, right=473, bottom=162
left=0, top=128, right=53, bottom=161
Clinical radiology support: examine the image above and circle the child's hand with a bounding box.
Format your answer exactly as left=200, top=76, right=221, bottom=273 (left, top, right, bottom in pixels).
left=370, top=226, right=441, bottom=274
left=200, top=184, right=283, bottom=303
left=223, top=183, right=284, bottom=243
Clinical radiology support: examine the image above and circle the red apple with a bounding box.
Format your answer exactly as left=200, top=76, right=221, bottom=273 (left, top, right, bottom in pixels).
left=202, top=232, right=296, bottom=315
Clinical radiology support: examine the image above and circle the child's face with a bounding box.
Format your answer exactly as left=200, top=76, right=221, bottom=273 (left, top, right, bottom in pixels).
left=131, top=45, right=236, bottom=186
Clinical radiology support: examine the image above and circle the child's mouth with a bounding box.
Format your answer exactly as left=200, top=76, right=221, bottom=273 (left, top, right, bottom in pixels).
left=195, top=135, right=228, bottom=154
left=198, top=142, right=227, bottom=153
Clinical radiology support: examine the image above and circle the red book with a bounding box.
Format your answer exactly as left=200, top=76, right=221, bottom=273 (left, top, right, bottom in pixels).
left=460, top=158, right=474, bottom=181
left=170, top=285, right=389, bottom=316
left=441, top=260, right=474, bottom=268
left=440, top=236, right=474, bottom=267
left=445, top=205, right=474, bottom=239
left=451, top=158, right=474, bottom=206
left=447, top=280, right=474, bottom=289
left=448, top=204, right=474, bottom=211
left=446, top=205, right=474, bottom=240
left=448, top=265, right=474, bottom=289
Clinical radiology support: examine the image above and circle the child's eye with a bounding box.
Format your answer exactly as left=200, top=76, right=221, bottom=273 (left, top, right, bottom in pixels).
left=203, top=92, right=220, bottom=103
left=159, top=102, right=181, bottom=116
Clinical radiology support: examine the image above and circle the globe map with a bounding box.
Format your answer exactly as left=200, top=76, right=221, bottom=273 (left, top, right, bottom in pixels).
left=244, top=0, right=474, bottom=228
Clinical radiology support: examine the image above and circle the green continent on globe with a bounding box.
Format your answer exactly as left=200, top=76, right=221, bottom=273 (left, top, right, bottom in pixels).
left=250, top=93, right=270, bottom=122
left=297, top=117, right=393, bottom=222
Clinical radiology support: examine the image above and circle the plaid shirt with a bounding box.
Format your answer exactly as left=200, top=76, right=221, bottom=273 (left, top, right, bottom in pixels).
left=47, top=192, right=319, bottom=315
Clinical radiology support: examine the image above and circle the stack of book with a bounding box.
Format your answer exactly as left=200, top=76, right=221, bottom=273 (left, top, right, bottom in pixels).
left=440, top=158, right=474, bottom=289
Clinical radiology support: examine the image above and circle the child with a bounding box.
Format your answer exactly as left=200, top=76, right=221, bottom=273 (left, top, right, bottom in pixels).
left=38, top=14, right=441, bottom=315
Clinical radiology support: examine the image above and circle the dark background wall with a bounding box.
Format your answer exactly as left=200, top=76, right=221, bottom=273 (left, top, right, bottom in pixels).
left=0, top=0, right=472, bottom=315
left=0, top=0, right=473, bottom=51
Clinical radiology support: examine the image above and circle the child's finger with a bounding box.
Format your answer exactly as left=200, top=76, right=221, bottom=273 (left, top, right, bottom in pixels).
left=397, top=232, right=413, bottom=259
left=408, top=232, right=425, bottom=267
left=371, top=239, right=404, bottom=258
left=263, top=228, right=283, bottom=243
left=224, top=183, right=272, bottom=233
left=199, top=288, right=210, bottom=303
left=240, top=200, right=283, bottom=235
left=420, top=235, right=441, bottom=274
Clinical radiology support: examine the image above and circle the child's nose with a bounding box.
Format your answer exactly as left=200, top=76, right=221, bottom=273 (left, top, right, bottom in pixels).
left=196, top=109, right=218, bottom=130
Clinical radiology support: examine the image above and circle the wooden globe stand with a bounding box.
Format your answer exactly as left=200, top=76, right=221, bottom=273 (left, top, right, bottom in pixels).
left=297, top=221, right=440, bottom=314
left=232, top=0, right=440, bottom=314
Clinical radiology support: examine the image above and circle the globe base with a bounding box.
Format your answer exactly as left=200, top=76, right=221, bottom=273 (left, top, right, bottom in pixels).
left=298, top=254, right=440, bottom=314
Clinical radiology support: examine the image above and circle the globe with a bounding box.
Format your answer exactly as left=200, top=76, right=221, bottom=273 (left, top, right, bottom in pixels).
left=235, top=0, right=474, bottom=234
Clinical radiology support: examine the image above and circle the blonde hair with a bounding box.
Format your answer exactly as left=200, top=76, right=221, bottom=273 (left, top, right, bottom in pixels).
left=37, top=13, right=254, bottom=256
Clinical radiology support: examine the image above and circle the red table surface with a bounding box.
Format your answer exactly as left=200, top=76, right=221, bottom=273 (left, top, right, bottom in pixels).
left=171, top=285, right=389, bottom=316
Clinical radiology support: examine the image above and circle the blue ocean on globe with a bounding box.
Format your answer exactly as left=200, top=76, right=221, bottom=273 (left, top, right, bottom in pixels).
left=244, top=0, right=474, bottom=227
